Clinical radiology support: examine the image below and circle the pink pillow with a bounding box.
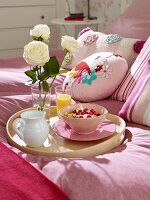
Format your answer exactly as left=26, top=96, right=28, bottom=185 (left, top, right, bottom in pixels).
left=63, top=29, right=145, bottom=70
left=112, top=36, right=150, bottom=102
left=63, top=52, right=128, bottom=102
left=119, top=60, right=150, bottom=127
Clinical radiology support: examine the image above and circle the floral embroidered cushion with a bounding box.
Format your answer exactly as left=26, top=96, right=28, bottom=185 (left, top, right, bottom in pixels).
left=118, top=60, right=150, bottom=127
left=63, top=52, right=128, bottom=102
left=62, top=28, right=145, bottom=70
left=111, top=36, right=150, bottom=102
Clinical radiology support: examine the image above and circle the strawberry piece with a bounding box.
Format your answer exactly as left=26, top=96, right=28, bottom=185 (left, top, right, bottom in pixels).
left=93, top=111, right=97, bottom=115
left=81, top=111, right=87, bottom=115
left=87, top=115, right=92, bottom=118
left=78, top=109, right=82, bottom=113
left=79, top=116, right=83, bottom=118
left=83, top=108, right=88, bottom=111
left=76, top=112, right=80, bottom=115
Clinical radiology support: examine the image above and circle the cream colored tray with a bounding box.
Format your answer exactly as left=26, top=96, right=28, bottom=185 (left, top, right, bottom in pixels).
left=6, top=106, right=125, bottom=158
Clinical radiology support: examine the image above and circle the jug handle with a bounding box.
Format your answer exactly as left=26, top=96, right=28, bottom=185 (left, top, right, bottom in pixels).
left=12, top=118, right=25, bottom=140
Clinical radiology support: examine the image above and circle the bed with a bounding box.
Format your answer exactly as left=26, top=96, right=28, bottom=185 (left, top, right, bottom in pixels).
left=0, top=0, right=150, bottom=200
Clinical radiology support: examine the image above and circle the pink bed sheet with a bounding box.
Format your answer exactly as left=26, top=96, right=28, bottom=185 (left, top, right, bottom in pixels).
left=0, top=62, right=150, bottom=200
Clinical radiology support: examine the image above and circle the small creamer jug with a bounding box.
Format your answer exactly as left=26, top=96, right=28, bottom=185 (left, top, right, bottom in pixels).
left=12, top=110, right=49, bottom=147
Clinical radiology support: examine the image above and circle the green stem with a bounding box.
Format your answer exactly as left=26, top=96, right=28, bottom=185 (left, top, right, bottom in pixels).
left=37, top=67, right=44, bottom=111
left=38, top=81, right=43, bottom=111
left=49, top=75, right=57, bottom=88
left=41, top=76, right=57, bottom=111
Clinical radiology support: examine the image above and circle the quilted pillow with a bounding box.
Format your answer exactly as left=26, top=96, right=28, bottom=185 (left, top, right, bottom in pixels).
left=62, top=28, right=145, bottom=70
left=63, top=52, right=128, bottom=102
left=112, top=36, right=150, bottom=102
left=119, top=60, right=150, bottom=127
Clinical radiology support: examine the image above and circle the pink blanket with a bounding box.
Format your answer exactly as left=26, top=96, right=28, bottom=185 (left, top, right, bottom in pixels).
left=0, top=58, right=150, bottom=200
left=0, top=142, right=70, bottom=200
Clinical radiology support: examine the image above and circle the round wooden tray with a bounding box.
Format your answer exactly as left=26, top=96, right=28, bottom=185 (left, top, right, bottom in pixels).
left=6, top=106, right=125, bottom=158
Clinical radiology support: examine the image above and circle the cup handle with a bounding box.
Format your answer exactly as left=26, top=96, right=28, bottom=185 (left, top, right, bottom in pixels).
left=12, top=118, right=25, bottom=140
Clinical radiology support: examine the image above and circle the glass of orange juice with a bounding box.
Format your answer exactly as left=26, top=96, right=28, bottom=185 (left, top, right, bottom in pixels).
left=55, top=85, right=71, bottom=115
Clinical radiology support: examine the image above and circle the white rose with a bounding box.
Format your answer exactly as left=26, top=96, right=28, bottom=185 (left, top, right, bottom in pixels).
left=30, top=24, right=50, bottom=43
left=61, top=36, right=82, bottom=53
left=23, top=41, right=50, bottom=66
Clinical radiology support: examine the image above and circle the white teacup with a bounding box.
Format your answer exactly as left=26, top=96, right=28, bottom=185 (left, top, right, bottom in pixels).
left=12, top=110, right=49, bottom=147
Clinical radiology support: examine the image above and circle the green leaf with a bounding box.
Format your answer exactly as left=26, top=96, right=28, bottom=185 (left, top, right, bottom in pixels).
left=42, top=81, right=49, bottom=92
left=32, top=79, right=37, bottom=84
left=25, top=70, right=37, bottom=81
left=44, top=56, right=60, bottom=77
left=59, top=69, right=68, bottom=74
left=38, top=72, right=48, bottom=81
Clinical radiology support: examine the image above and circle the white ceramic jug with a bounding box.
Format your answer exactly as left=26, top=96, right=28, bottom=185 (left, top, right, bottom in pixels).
left=12, top=110, right=49, bottom=147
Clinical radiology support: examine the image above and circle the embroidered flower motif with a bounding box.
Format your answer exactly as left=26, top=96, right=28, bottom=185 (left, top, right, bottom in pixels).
left=95, top=65, right=103, bottom=72
left=75, top=61, right=91, bottom=74
left=69, top=70, right=77, bottom=77
left=105, top=34, right=122, bottom=44
left=82, top=70, right=97, bottom=85
left=78, top=27, right=91, bottom=38
left=84, top=34, right=98, bottom=45
left=133, top=40, right=146, bottom=53
left=74, top=70, right=84, bottom=84
left=98, top=65, right=112, bottom=79
left=94, top=54, right=110, bottom=70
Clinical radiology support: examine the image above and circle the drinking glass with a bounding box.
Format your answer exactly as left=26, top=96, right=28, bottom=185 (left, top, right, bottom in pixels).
left=31, top=84, right=51, bottom=120
left=55, top=85, right=71, bottom=115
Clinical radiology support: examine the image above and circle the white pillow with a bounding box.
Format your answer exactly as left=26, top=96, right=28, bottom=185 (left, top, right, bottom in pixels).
left=63, top=52, right=128, bottom=102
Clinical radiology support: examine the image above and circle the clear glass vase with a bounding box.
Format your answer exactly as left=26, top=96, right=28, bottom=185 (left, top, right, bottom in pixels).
left=31, top=84, right=51, bottom=121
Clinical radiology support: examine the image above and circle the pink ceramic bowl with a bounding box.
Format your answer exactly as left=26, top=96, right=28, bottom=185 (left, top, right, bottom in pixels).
left=59, top=103, right=108, bottom=134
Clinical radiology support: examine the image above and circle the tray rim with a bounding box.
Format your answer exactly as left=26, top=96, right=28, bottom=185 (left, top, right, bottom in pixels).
left=6, top=106, right=126, bottom=158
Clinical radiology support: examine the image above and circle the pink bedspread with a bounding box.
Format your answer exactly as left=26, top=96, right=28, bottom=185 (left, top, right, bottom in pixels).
left=0, top=59, right=150, bottom=200
left=0, top=142, right=70, bottom=200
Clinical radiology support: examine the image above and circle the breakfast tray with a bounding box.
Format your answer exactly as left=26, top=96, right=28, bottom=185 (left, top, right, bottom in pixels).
left=6, top=106, right=126, bottom=158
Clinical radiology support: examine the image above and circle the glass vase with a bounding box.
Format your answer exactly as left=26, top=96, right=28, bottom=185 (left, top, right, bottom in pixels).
left=31, top=84, right=51, bottom=121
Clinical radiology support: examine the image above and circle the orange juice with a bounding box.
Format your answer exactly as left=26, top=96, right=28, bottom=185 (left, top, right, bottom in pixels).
left=56, top=94, right=71, bottom=114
